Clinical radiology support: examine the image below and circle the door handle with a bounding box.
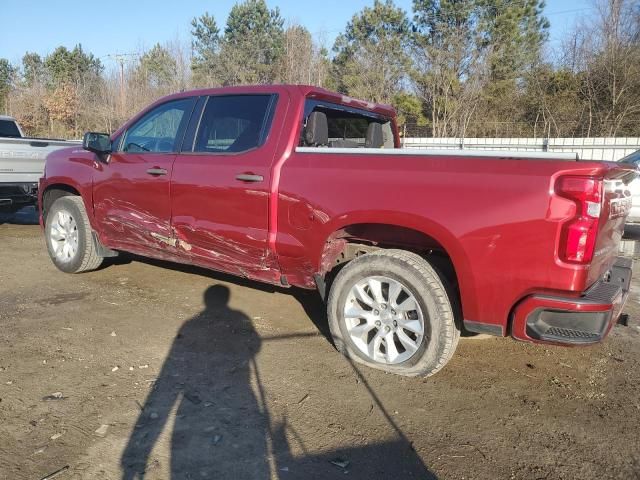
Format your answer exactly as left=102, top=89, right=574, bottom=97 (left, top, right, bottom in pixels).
left=146, top=167, right=168, bottom=176
left=235, top=173, right=264, bottom=183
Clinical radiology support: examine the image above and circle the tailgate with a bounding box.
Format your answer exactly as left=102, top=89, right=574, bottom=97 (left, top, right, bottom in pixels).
left=588, top=165, right=637, bottom=285
left=0, top=138, right=78, bottom=183
left=0, top=154, right=45, bottom=183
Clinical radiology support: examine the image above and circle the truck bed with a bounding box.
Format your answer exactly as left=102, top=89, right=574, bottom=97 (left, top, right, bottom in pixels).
left=1, top=137, right=80, bottom=211
left=279, top=146, right=636, bottom=334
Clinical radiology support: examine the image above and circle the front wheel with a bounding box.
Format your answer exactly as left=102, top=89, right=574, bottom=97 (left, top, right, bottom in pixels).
left=45, top=196, right=103, bottom=273
left=327, top=249, right=460, bottom=377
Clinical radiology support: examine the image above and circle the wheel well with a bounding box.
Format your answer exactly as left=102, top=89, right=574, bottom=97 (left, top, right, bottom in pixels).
left=42, top=185, right=80, bottom=221
left=319, top=223, right=461, bottom=315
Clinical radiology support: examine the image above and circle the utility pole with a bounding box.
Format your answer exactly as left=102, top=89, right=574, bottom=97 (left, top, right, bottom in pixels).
left=106, top=53, right=137, bottom=116
left=115, top=55, right=125, bottom=114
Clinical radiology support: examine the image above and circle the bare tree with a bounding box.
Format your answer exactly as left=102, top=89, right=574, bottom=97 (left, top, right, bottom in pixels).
left=564, top=0, right=640, bottom=136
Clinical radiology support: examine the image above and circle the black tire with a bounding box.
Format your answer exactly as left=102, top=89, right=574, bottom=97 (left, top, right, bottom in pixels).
left=45, top=196, right=103, bottom=273
left=327, top=249, right=460, bottom=377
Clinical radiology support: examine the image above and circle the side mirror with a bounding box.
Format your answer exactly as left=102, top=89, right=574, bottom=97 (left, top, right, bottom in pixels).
left=83, top=132, right=112, bottom=155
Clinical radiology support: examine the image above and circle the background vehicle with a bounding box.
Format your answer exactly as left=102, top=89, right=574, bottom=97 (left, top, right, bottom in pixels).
left=619, top=150, right=640, bottom=224
left=38, top=85, right=636, bottom=377
left=0, top=116, right=79, bottom=213
left=0, top=115, right=25, bottom=138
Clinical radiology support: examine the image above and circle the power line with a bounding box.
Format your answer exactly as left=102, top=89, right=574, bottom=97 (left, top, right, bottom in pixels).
left=546, top=7, right=595, bottom=16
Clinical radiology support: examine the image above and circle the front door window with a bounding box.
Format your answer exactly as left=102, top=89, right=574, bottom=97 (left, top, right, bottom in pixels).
left=121, top=98, right=194, bottom=153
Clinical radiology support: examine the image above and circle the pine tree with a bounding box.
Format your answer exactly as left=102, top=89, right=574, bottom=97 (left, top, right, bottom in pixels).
left=217, top=0, right=285, bottom=85
left=137, top=44, right=177, bottom=90
left=476, top=0, right=549, bottom=82
left=332, top=0, right=411, bottom=104
left=22, top=53, right=44, bottom=87
left=474, top=0, right=550, bottom=136
left=0, top=59, right=15, bottom=114
left=44, top=45, right=102, bottom=87
left=191, top=12, right=220, bottom=86
left=411, top=0, right=480, bottom=136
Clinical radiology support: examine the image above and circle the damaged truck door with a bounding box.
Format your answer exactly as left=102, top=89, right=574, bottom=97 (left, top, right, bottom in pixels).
left=171, top=94, right=281, bottom=282
left=93, top=98, right=196, bottom=257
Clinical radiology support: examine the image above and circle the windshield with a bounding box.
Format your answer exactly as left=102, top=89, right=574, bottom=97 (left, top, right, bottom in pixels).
left=0, top=119, right=22, bottom=138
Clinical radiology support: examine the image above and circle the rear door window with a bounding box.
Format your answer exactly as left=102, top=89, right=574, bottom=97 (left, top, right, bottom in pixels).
left=192, top=95, right=276, bottom=154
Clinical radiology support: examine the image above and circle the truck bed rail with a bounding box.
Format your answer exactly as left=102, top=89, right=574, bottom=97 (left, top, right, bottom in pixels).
left=295, top=146, right=580, bottom=160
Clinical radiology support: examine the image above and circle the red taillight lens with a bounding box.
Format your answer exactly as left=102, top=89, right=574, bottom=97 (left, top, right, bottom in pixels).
left=556, top=176, right=603, bottom=264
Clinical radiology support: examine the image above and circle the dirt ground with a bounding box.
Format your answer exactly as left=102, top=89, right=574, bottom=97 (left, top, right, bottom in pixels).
left=1, top=207, right=639, bottom=480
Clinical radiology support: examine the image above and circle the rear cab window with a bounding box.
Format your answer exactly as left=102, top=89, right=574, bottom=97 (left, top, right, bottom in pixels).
left=299, top=99, right=395, bottom=149
left=0, top=119, right=22, bottom=138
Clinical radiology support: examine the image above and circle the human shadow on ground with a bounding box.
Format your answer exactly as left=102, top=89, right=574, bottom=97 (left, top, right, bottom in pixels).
left=120, top=284, right=437, bottom=479
left=121, top=285, right=270, bottom=478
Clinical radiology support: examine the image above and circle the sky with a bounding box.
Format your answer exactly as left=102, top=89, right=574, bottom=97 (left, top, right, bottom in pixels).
left=0, top=0, right=594, bottom=69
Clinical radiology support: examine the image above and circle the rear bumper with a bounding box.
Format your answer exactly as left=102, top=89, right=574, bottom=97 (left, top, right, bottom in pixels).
left=511, top=256, right=632, bottom=345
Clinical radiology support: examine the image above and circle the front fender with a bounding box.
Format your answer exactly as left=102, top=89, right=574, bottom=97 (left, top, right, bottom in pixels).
left=40, top=147, right=98, bottom=229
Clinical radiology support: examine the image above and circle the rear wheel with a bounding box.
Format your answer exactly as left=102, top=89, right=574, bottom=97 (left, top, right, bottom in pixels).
left=45, top=196, right=103, bottom=273
left=327, top=249, right=460, bottom=377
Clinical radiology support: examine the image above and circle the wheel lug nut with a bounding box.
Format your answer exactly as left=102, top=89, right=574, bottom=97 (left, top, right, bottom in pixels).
left=381, top=304, right=387, bottom=310
left=385, top=326, right=391, bottom=332
left=373, top=310, right=379, bottom=316
left=393, top=320, right=398, bottom=327
left=391, top=310, right=396, bottom=315
left=375, top=320, right=381, bottom=327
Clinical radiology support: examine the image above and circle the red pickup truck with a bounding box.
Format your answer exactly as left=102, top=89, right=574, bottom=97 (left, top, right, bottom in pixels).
left=39, top=85, right=636, bottom=377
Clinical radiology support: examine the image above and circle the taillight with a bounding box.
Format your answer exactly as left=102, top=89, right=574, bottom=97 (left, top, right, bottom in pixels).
left=555, top=176, right=603, bottom=264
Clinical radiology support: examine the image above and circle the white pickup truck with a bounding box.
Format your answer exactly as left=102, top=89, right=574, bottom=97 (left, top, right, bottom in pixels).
left=619, top=150, right=640, bottom=224
left=0, top=115, right=79, bottom=213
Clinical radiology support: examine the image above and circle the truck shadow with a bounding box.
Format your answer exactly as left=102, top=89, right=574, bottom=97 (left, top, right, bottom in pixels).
left=623, top=224, right=640, bottom=241
left=0, top=205, right=39, bottom=225
left=109, top=253, right=480, bottom=343
left=120, top=284, right=437, bottom=479
left=106, top=254, right=333, bottom=341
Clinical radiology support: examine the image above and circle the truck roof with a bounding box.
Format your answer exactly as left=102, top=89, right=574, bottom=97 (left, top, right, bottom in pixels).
left=152, top=84, right=395, bottom=118
left=112, top=84, right=397, bottom=140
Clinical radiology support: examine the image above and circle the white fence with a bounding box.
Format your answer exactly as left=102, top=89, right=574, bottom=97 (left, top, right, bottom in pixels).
left=402, top=137, right=640, bottom=161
